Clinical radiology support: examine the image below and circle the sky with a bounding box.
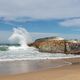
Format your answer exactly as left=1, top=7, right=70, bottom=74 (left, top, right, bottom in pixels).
left=0, top=0, right=80, bottom=42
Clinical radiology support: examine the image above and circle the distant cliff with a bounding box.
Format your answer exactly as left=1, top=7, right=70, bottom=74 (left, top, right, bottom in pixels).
left=29, top=37, right=80, bottom=54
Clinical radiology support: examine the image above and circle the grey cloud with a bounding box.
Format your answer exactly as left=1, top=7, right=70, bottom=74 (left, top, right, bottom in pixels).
left=0, top=0, right=80, bottom=20
left=60, top=18, right=80, bottom=27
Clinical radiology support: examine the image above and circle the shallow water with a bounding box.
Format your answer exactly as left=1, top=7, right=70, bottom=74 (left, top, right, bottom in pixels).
left=0, top=45, right=80, bottom=61
left=0, top=60, right=72, bottom=75
left=0, top=45, right=79, bottom=75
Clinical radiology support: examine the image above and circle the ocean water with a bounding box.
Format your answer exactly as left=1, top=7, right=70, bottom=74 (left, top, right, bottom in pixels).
left=0, top=45, right=80, bottom=61
left=0, top=27, right=80, bottom=61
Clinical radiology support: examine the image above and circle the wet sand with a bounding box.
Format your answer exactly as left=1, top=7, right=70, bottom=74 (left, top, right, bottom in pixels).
left=0, top=59, right=71, bottom=75
left=0, top=58, right=80, bottom=80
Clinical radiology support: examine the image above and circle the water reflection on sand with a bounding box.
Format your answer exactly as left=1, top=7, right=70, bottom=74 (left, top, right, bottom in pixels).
left=0, top=59, right=71, bottom=75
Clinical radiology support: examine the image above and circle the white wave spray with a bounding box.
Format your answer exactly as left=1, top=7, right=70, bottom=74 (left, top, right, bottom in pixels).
left=8, top=27, right=33, bottom=50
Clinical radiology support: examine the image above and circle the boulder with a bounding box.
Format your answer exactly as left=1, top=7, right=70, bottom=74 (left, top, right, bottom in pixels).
left=29, top=37, right=80, bottom=54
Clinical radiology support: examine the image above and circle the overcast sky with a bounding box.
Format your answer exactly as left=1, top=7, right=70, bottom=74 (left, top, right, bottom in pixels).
left=0, top=0, right=80, bottom=42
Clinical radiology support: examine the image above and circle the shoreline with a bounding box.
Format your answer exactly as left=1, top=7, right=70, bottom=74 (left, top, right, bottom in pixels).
left=0, top=57, right=80, bottom=80
left=0, top=55, right=80, bottom=62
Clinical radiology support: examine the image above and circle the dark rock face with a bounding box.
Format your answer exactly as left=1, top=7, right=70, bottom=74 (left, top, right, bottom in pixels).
left=65, top=42, right=80, bottom=54
left=38, top=40, right=65, bottom=53
left=29, top=37, right=80, bottom=54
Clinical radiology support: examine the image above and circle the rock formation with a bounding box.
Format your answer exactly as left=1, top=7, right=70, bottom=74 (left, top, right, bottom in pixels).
left=29, top=37, right=80, bottom=54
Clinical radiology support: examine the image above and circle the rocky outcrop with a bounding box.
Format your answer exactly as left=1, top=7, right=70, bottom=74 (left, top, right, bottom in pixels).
left=38, top=40, right=65, bottom=53
left=29, top=37, right=80, bottom=54
left=65, top=42, right=80, bottom=54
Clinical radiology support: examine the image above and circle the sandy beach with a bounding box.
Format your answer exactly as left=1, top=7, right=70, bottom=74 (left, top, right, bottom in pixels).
left=0, top=58, right=80, bottom=80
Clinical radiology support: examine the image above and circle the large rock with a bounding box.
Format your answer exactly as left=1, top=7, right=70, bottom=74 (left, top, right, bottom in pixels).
left=29, top=37, right=80, bottom=54
left=38, top=40, right=65, bottom=53
left=65, top=42, right=80, bottom=54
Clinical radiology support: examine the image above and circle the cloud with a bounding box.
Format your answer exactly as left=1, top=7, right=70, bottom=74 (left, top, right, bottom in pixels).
left=60, top=18, right=80, bottom=27
left=0, top=17, right=35, bottom=22
left=0, top=30, right=80, bottom=43
left=0, top=0, right=80, bottom=21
